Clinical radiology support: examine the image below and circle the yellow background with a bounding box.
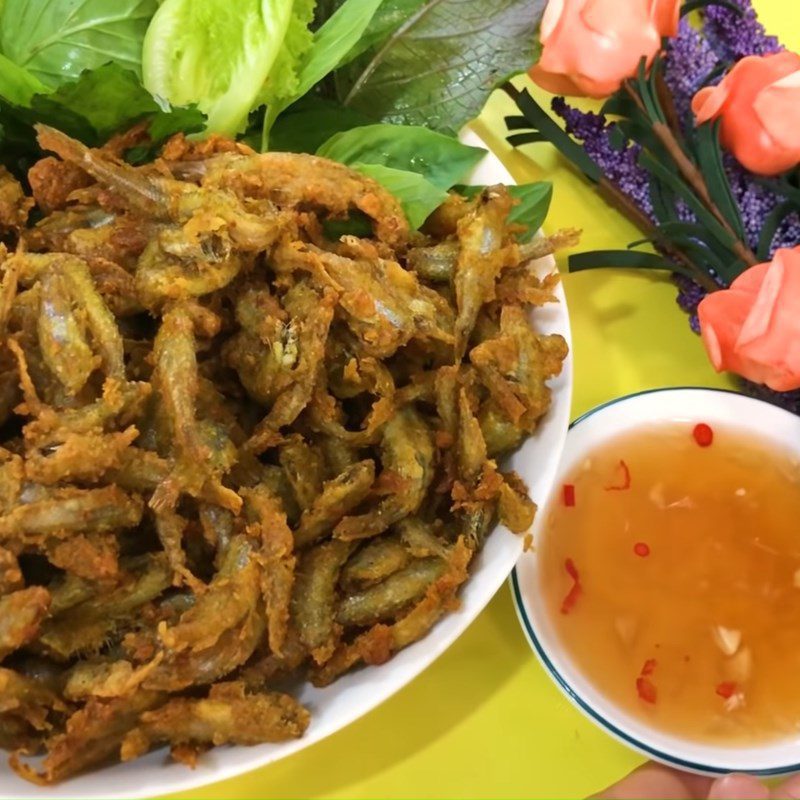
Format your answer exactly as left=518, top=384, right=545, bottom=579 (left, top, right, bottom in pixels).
left=167, top=2, right=793, bottom=797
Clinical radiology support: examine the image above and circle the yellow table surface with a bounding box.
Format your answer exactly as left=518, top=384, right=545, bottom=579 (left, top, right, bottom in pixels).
left=166, top=3, right=795, bottom=797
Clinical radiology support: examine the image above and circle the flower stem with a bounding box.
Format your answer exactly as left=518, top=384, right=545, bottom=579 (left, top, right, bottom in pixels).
left=623, top=82, right=758, bottom=267
left=596, top=177, right=720, bottom=292
left=501, top=82, right=719, bottom=292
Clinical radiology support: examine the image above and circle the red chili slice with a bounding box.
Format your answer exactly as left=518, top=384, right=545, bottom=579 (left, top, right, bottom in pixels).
left=563, top=484, right=576, bottom=507
left=560, top=558, right=581, bottom=614
left=716, top=681, right=737, bottom=699
left=636, top=676, right=657, bottom=704
left=605, top=459, right=631, bottom=491
left=640, top=658, right=657, bottom=677
left=633, top=542, right=650, bottom=558
left=693, top=423, right=714, bottom=447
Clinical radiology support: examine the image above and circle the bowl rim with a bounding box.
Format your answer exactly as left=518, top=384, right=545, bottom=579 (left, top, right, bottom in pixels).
left=510, top=385, right=800, bottom=778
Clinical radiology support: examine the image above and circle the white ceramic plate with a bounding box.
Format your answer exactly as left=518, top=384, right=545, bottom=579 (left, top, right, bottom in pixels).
left=512, top=387, right=800, bottom=776
left=1, top=130, right=573, bottom=799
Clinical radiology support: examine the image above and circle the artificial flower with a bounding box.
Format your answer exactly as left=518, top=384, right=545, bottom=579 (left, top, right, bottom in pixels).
left=529, top=0, right=680, bottom=98
left=692, top=51, right=800, bottom=175
left=698, top=248, right=800, bottom=392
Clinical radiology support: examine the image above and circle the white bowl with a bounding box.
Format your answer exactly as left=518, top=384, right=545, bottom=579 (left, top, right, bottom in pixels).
left=512, top=387, right=800, bottom=777
left=0, top=132, right=573, bottom=799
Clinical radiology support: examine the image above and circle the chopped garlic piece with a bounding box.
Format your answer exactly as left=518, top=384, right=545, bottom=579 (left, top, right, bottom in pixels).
left=793, top=568, right=800, bottom=589
left=668, top=496, right=695, bottom=510
left=735, top=488, right=747, bottom=497
left=649, top=483, right=666, bottom=509
left=724, top=692, right=746, bottom=713
left=712, top=625, right=741, bottom=656
left=614, top=615, right=639, bottom=646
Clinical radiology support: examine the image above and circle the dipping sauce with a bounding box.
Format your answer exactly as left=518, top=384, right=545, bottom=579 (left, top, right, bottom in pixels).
left=541, top=421, right=800, bottom=744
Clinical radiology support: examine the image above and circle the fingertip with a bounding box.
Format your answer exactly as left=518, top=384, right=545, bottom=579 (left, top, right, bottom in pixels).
left=708, top=773, right=770, bottom=800
left=589, top=763, right=711, bottom=799
left=771, top=773, right=800, bottom=799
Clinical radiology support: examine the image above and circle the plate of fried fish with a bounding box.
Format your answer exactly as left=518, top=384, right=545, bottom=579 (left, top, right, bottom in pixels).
left=0, top=123, right=573, bottom=797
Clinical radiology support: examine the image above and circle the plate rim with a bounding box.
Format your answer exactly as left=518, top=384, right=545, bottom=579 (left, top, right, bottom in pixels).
left=0, top=130, right=574, bottom=799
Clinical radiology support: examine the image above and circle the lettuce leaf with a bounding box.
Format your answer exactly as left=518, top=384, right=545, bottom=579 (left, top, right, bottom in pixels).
left=1, top=0, right=157, bottom=87
left=142, top=0, right=294, bottom=135
left=0, top=53, right=49, bottom=106
left=257, top=0, right=317, bottom=112
left=260, top=0, right=382, bottom=147
left=0, top=64, right=204, bottom=177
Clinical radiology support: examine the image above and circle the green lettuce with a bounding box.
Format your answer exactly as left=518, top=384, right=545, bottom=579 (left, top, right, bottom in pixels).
left=0, top=64, right=204, bottom=177
left=1, top=0, right=157, bottom=86
left=142, top=0, right=294, bottom=135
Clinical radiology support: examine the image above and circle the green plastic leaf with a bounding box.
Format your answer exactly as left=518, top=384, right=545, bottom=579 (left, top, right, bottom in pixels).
left=268, top=96, right=373, bottom=154
left=336, top=0, right=546, bottom=134
left=638, top=151, right=735, bottom=253
left=507, top=88, right=603, bottom=183
left=0, top=53, right=50, bottom=105
left=693, top=121, right=746, bottom=241
left=757, top=201, right=798, bottom=261
left=352, top=162, right=447, bottom=229
left=142, top=0, right=293, bottom=135
left=569, top=249, right=690, bottom=275
left=458, top=182, right=553, bottom=242
left=317, top=123, right=485, bottom=190
left=1, top=0, right=157, bottom=87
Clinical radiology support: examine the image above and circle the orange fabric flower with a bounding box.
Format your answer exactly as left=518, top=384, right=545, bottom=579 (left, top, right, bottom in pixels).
left=698, top=248, right=800, bottom=392
left=529, top=0, right=680, bottom=99
left=692, top=52, right=800, bottom=176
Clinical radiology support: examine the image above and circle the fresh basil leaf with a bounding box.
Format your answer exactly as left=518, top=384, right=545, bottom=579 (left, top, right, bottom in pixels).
left=262, top=0, right=383, bottom=146
left=317, top=124, right=485, bottom=190
left=338, top=0, right=426, bottom=65
left=143, top=0, right=294, bottom=135
left=1, top=0, right=157, bottom=87
left=458, top=182, right=553, bottom=242
left=0, top=53, right=49, bottom=106
left=335, top=0, right=546, bottom=134
left=323, top=211, right=373, bottom=240
left=294, top=0, right=383, bottom=101
left=353, top=162, right=447, bottom=229
left=268, top=96, right=373, bottom=154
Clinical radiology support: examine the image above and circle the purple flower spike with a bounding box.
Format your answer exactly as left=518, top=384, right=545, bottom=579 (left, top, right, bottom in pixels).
left=551, top=97, right=653, bottom=218
left=704, top=0, right=781, bottom=62
left=665, top=18, right=720, bottom=123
